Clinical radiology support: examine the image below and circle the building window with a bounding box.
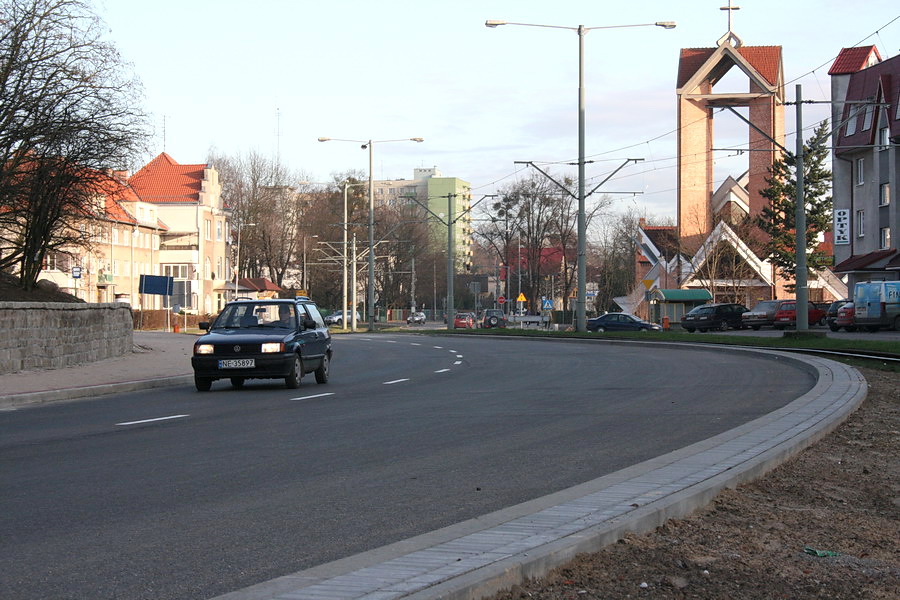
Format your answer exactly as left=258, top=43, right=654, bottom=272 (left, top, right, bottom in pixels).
left=881, top=183, right=891, bottom=206
left=163, top=264, right=191, bottom=279
left=856, top=210, right=865, bottom=237
left=205, top=219, right=212, bottom=241
left=861, top=101, right=874, bottom=131
left=845, top=105, right=859, bottom=135
left=216, top=220, right=223, bottom=241
left=880, top=227, right=891, bottom=249
left=878, top=127, right=890, bottom=150
left=856, top=158, right=864, bottom=185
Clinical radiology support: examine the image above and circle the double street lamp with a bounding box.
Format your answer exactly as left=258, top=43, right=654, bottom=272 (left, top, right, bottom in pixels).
left=318, top=137, right=424, bottom=331
left=486, top=19, right=675, bottom=331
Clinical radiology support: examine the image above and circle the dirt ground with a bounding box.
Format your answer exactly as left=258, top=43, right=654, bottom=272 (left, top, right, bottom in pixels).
left=491, top=367, right=900, bottom=600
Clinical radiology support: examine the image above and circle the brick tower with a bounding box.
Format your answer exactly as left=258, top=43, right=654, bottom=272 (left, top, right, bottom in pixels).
left=675, top=17, right=784, bottom=252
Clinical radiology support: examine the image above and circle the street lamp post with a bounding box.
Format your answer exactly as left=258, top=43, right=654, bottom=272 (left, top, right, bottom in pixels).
left=234, top=222, right=256, bottom=298
left=318, top=136, right=424, bottom=331
left=486, top=19, right=675, bottom=331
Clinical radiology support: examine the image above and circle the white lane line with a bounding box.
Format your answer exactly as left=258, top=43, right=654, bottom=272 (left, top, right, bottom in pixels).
left=289, top=393, right=335, bottom=401
left=433, top=346, right=443, bottom=349
left=383, top=378, right=410, bottom=385
left=435, top=368, right=451, bottom=373
left=386, top=340, right=398, bottom=343
left=454, top=361, right=462, bottom=365
left=456, top=354, right=464, bottom=358
left=449, top=349, right=457, bottom=353
left=410, top=343, right=422, bottom=346
left=117, top=414, right=189, bottom=426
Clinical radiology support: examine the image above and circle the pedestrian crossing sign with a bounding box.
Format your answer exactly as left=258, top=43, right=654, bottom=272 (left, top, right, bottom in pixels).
left=541, top=298, right=553, bottom=310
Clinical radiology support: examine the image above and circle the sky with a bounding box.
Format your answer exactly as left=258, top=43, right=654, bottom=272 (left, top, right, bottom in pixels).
left=97, top=0, right=900, bottom=220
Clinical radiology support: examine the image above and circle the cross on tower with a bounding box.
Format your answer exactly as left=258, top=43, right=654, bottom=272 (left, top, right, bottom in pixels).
left=721, top=0, right=740, bottom=34
left=717, top=0, right=743, bottom=47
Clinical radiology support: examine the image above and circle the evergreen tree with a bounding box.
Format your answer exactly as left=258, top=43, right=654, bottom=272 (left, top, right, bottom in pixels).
left=756, top=123, right=832, bottom=281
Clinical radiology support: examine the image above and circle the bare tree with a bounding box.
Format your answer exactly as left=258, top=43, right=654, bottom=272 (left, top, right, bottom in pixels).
left=0, top=0, right=149, bottom=288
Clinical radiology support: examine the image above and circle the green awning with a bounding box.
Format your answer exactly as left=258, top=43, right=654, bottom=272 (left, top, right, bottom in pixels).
left=651, top=289, right=713, bottom=302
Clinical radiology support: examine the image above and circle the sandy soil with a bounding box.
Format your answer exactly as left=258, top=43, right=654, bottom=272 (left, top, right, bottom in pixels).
left=490, top=366, right=900, bottom=600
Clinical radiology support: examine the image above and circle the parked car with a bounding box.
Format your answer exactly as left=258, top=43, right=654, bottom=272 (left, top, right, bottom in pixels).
left=680, top=302, right=748, bottom=332
left=480, top=308, right=508, bottom=328
left=192, top=298, right=332, bottom=391
left=835, top=302, right=857, bottom=332
left=741, top=300, right=783, bottom=330
left=853, top=281, right=900, bottom=332
left=772, top=300, right=827, bottom=329
left=453, top=312, right=476, bottom=329
left=407, top=311, right=426, bottom=325
left=324, top=310, right=360, bottom=326
left=825, top=299, right=851, bottom=331
left=587, top=312, right=662, bottom=333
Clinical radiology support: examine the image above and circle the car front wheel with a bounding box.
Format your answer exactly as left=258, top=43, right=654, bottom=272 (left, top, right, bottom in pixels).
left=195, top=376, right=212, bottom=392
left=315, top=353, right=329, bottom=384
left=685, top=327, right=695, bottom=333
left=285, top=355, right=302, bottom=389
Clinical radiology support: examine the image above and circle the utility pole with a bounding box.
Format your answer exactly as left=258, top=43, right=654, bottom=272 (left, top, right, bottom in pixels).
left=410, top=257, right=416, bottom=312
left=795, top=84, right=808, bottom=331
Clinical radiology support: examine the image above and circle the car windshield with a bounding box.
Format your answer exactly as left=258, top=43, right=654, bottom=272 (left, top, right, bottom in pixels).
left=693, top=306, right=715, bottom=315
left=752, top=301, right=781, bottom=312
left=213, top=302, right=297, bottom=329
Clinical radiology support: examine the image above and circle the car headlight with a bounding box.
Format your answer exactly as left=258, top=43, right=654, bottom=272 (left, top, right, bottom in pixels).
left=195, top=344, right=214, bottom=355
left=261, top=342, right=284, bottom=353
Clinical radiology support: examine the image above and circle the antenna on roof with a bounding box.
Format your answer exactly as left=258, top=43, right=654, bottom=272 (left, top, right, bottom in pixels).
left=275, top=107, right=281, bottom=166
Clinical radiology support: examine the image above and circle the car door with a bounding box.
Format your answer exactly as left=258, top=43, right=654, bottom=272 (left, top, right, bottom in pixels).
left=298, top=303, right=328, bottom=373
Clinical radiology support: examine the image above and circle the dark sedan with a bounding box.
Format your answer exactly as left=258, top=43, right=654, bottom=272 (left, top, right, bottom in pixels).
left=192, top=298, right=332, bottom=391
left=587, top=312, right=662, bottom=333
left=680, top=302, right=748, bottom=332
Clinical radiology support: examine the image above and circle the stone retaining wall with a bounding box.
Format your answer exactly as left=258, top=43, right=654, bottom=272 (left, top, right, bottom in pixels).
left=0, top=303, right=133, bottom=375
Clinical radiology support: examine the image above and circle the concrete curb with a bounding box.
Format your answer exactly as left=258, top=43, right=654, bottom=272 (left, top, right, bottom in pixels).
left=212, top=350, right=866, bottom=600
left=0, top=374, right=194, bottom=408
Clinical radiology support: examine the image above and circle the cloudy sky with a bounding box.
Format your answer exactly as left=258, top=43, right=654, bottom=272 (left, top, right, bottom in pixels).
left=98, top=0, right=900, bottom=219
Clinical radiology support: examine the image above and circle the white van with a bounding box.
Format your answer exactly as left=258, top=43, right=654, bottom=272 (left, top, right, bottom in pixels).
left=853, top=281, right=900, bottom=331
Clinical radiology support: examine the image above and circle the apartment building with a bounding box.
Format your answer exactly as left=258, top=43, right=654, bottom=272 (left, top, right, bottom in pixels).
left=129, top=153, right=231, bottom=315
left=39, top=172, right=167, bottom=307
left=373, top=167, right=473, bottom=267
left=830, top=46, right=900, bottom=286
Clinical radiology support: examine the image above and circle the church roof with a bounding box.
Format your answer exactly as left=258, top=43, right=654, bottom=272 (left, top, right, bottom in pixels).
left=677, top=45, right=782, bottom=89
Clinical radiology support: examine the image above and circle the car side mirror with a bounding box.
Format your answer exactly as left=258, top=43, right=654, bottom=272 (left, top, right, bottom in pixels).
left=302, top=318, right=317, bottom=330
left=199, top=321, right=210, bottom=331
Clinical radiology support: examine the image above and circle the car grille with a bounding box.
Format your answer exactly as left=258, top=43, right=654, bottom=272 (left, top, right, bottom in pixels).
left=214, top=344, right=262, bottom=356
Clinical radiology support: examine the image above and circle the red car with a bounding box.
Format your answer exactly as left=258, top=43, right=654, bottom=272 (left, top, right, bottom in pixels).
left=835, top=303, right=857, bottom=332
left=453, top=312, right=475, bottom=329
left=773, top=300, right=827, bottom=329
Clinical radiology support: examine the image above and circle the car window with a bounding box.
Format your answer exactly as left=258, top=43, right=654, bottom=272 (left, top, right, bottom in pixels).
left=302, top=303, right=326, bottom=328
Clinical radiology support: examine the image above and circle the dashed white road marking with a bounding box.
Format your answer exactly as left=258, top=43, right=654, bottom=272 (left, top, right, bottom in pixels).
left=435, top=368, right=451, bottom=373
left=433, top=346, right=443, bottom=349
left=410, top=343, right=422, bottom=346
left=383, top=378, right=410, bottom=385
left=289, top=393, right=335, bottom=401
left=454, top=361, right=463, bottom=365
left=117, top=414, right=188, bottom=426
left=456, top=354, right=464, bottom=358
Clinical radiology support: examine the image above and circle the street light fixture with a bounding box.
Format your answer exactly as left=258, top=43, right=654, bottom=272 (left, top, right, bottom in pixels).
left=318, top=136, right=425, bottom=331
left=486, top=18, right=675, bottom=332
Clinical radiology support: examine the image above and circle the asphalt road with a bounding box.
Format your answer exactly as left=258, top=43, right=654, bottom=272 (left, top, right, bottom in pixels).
left=0, top=334, right=815, bottom=600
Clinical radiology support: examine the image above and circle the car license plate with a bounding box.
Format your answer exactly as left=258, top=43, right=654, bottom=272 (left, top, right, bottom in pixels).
left=218, top=358, right=255, bottom=369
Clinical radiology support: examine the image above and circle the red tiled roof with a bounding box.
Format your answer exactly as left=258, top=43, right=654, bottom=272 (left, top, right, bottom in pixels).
left=828, top=46, right=881, bottom=75
left=678, top=46, right=782, bottom=89
left=239, top=277, right=284, bottom=292
left=129, top=152, right=207, bottom=204
left=833, top=249, right=897, bottom=272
